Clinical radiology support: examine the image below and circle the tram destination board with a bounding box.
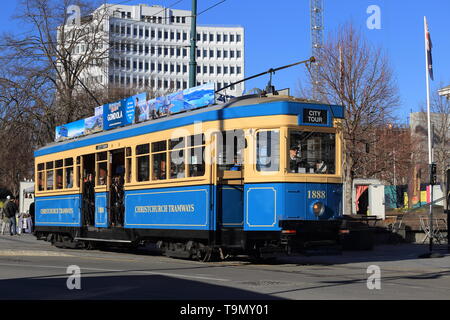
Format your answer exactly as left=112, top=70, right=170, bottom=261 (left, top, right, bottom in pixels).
left=303, top=108, right=328, bottom=125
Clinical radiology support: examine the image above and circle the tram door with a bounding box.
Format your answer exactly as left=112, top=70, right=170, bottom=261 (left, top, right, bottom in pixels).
left=108, top=149, right=126, bottom=227
left=81, top=154, right=96, bottom=227
left=214, top=130, right=245, bottom=245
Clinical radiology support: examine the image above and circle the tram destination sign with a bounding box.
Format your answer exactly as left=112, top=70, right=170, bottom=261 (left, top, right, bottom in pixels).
left=302, top=108, right=328, bottom=125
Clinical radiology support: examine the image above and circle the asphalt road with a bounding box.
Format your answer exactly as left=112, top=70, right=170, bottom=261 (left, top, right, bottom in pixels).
left=0, top=233, right=449, bottom=301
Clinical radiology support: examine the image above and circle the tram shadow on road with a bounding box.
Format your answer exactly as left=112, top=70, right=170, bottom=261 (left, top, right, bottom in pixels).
left=268, top=243, right=450, bottom=266
left=0, top=273, right=284, bottom=300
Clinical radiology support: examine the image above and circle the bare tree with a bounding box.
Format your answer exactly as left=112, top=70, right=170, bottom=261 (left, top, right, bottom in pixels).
left=0, top=0, right=110, bottom=141
left=304, top=23, right=400, bottom=214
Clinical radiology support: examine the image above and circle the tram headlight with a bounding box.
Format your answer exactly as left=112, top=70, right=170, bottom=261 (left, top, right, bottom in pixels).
left=312, top=202, right=325, bottom=217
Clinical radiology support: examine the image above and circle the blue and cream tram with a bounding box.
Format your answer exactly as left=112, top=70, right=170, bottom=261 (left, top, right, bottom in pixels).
left=34, top=94, right=345, bottom=259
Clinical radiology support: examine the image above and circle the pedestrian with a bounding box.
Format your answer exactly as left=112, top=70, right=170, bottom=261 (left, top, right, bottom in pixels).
left=5, top=196, right=18, bottom=236
left=83, top=173, right=95, bottom=226
left=29, top=201, right=35, bottom=233
left=0, top=196, right=10, bottom=235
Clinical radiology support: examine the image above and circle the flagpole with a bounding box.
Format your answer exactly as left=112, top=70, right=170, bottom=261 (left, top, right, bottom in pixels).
left=424, top=16, right=434, bottom=254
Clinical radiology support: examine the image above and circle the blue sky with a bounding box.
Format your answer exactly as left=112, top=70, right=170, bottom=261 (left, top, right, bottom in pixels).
left=1, top=0, right=449, bottom=122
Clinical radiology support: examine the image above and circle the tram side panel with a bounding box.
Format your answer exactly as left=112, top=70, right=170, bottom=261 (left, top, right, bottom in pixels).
left=124, top=185, right=215, bottom=235
left=95, top=192, right=108, bottom=228
left=35, top=194, right=82, bottom=228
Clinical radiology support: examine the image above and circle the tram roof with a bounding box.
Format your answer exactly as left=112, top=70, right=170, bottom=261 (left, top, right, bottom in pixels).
left=35, top=95, right=344, bottom=157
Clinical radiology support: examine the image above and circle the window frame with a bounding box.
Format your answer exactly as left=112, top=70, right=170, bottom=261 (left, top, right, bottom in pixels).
left=286, top=127, right=338, bottom=176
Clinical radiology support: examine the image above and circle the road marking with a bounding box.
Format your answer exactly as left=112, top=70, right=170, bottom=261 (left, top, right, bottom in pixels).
left=0, top=250, right=73, bottom=257
left=0, top=262, right=229, bottom=282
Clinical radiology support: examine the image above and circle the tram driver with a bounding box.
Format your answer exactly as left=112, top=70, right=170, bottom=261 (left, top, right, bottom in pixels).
left=289, top=147, right=302, bottom=173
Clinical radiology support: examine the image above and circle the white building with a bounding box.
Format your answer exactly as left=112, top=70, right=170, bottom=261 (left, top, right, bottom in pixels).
left=65, top=3, right=245, bottom=96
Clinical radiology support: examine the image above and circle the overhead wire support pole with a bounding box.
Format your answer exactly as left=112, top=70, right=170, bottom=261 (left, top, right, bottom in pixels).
left=310, top=0, right=324, bottom=100
left=189, top=0, right=197, bottom=88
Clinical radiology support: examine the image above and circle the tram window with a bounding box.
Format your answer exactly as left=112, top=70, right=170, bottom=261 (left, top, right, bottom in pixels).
left=56, top=168, right=63, bottom=189
left=64, top=158, right=74, bottom=189
left=65, top=167, right=74, bottom=188
left=46, top=170, right=54, bottom=190
left=136, top=144, right=149, bottom=155
left=136, top=144, right=150, bottom=181
left=188, top=134, right=205, bottom=146
left=152, top=140, right=166, bottom=152
left=37, top=171, right=44, bottom=191
left=256, top=130, right=280, bottom=172
left=170, top=149, right=185, bottom=179
left=125, top=147, right=132, bottom=183
left=188, top=147, right=205, bottom=177
left=98, top=162, right=108, bottom=185
left=289, top=130, right=335, bottom=174
left=46, top=162, right=53, bottom=170
left=55, top=160, right=63, bottom=168
left=137, top=155, right=150, bottom=181
left=38, top=163, right=44, bottom=171
left=152, top=153, right=167, bottom=180
left=65, top=158, right=73, bottom=166
left=218, top=130, right=244, bottom=171
left=170, top=137, right=185, bottom=149
left=76, top=156, right=81, bottom=188
left=97, top=152, right=107, bottom=161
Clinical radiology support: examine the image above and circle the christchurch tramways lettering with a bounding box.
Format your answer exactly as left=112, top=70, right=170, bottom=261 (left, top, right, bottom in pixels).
left=40, top=208, right=74, bottom=214
left=135, top=204, right=195, bottom=213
